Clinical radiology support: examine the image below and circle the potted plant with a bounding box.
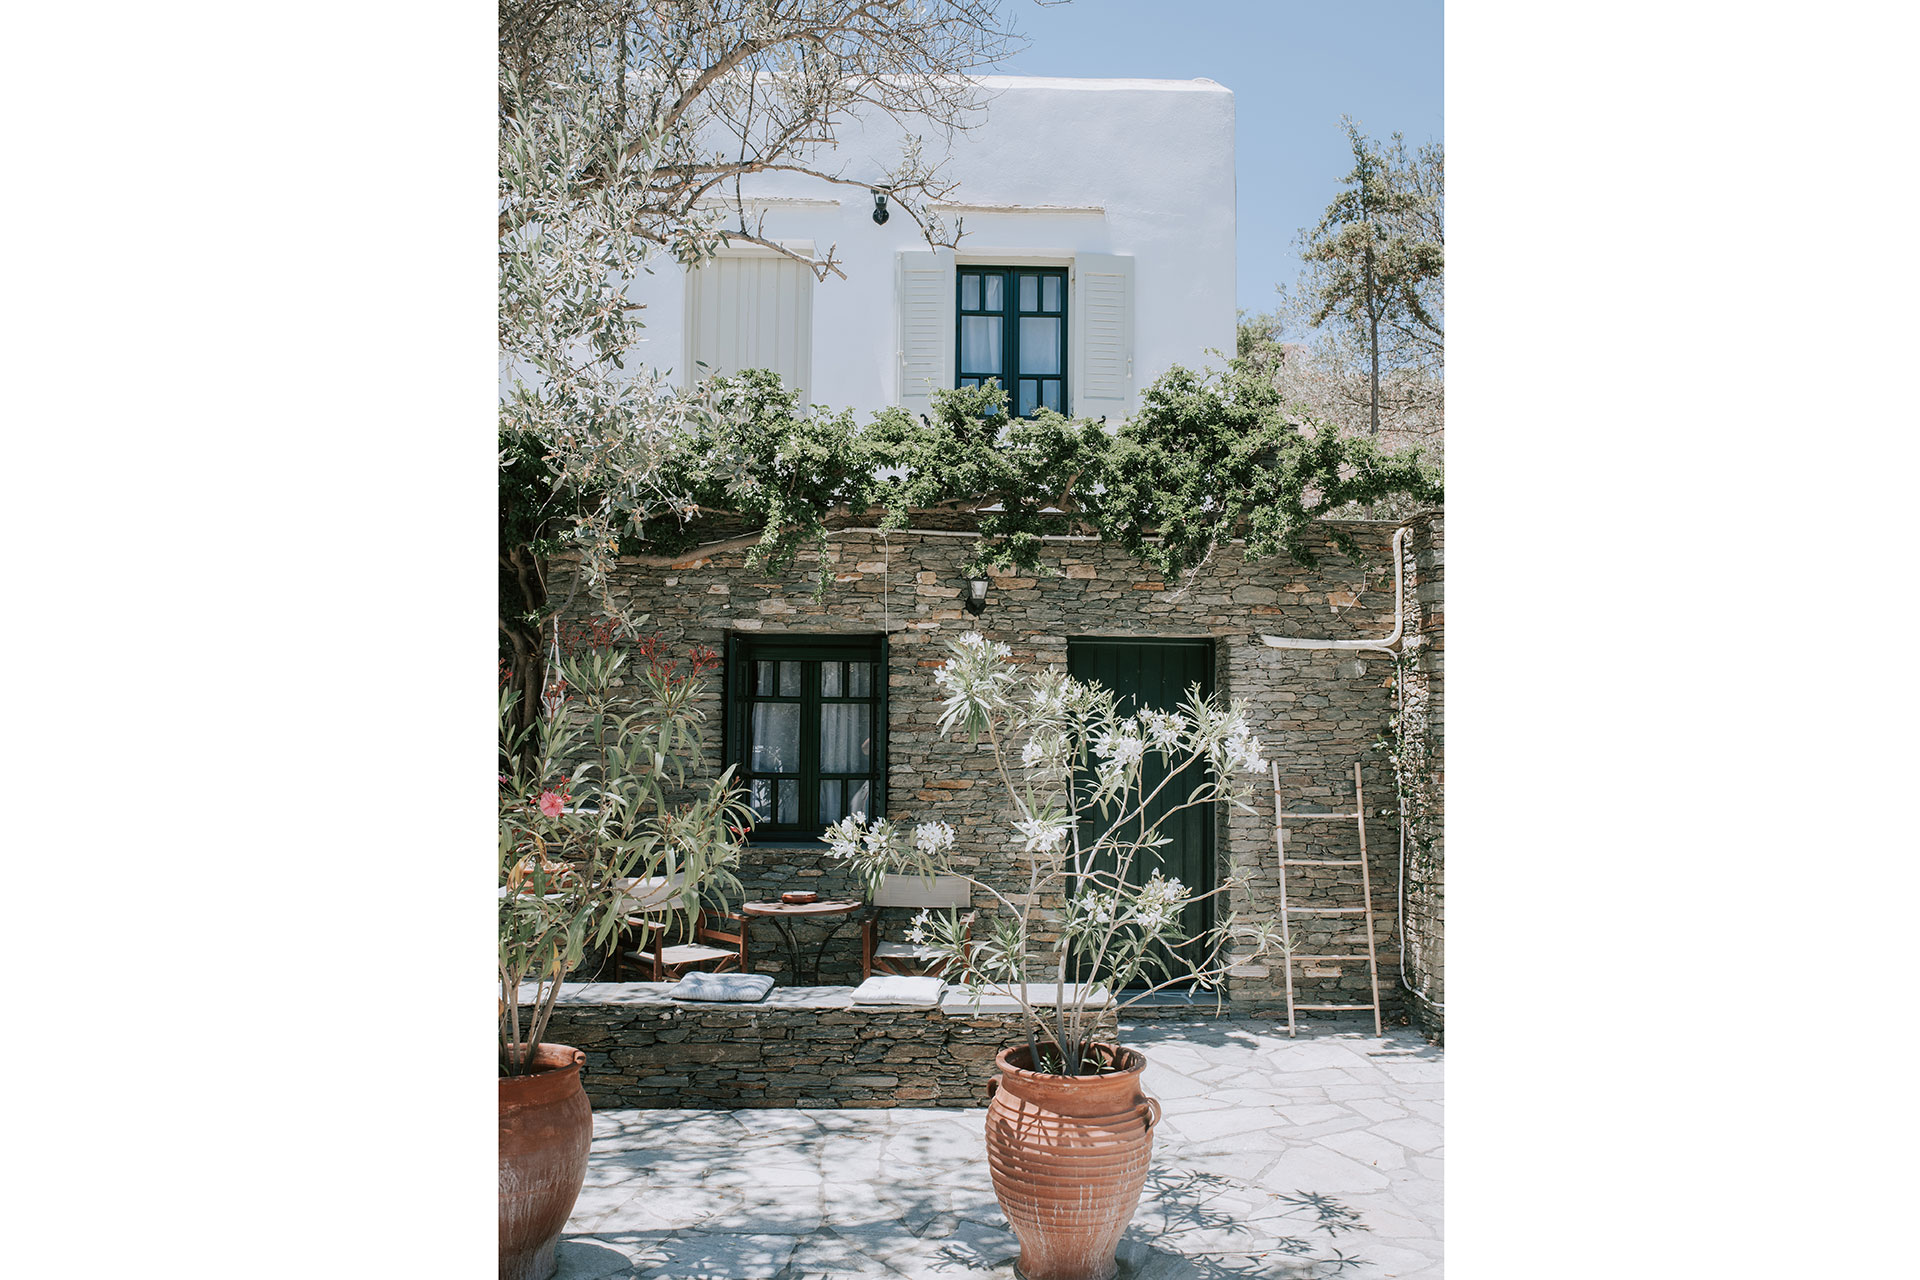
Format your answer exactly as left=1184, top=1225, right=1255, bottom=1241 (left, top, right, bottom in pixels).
left=821, top=632, right=1283, bottom=1280
left=498, top=632, right=747, bottom=1280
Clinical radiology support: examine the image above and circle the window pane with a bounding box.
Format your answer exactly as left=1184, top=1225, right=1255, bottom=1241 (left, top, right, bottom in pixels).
left=1019, top=274, right=1038, bottom=311
left=778, top=661, right=802, bottom=696
left=1041, top=380, right=1062, bottom=413
left=1043, top=275, right=1062, bottom=311
left=960, top=275, right=979, bottom=311
left=982, top=274, right=1003, bottom=310
left=1019, top=379, right=1038, bottom=417
left=819, top=779, right=843, bottom=826
left=751, top=703, right=800, bottom=773
left=1020, top=317, right=1062, bottom=375
left=846, top=780, right=871, bottom=821
left=777, top=779, right=799, bottom=825
left=755, top=661, right=775, bottom=695
left=848, top=662, right=872, bottom=696
left=749, top=778, right=773, bottom=822
left=820, top=703, right=871, bottom=773
left=822, top=662, right=843, bottom=697
left=961, top=316, right=1002, bottom=374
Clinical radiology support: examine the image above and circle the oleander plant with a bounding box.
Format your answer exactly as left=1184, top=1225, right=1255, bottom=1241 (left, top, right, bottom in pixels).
left=499, top=631, right=748, bottom=1076
left=822, top=632, right=1285, bottom=1075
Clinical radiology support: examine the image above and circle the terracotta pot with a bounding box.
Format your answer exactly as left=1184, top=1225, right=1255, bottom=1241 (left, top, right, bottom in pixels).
left=499, top=1044, right=592, bottom=1280
left=984, top=1044, right=1161, bottom=1280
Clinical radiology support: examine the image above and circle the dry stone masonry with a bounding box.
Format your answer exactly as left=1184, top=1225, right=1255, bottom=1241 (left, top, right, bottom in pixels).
left=544, top=984, right=1117, bottom=1109
left=567, top=514, right=1444, bottom=1029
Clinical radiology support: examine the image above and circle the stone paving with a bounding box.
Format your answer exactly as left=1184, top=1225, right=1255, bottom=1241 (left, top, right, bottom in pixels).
left=555, top=1018, right=1442, bottom=1279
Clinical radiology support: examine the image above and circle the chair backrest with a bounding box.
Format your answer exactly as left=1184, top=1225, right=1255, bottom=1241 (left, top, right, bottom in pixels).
left=614, top=873, right=688, bottom=914
left=872, top=873, right=971, bottom=909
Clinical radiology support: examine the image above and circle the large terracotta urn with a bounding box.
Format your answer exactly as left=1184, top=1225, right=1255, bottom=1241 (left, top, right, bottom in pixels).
left=984, top=1044, right=1161, bottom=1280
left=499, top=1044, right=592, bottom=1280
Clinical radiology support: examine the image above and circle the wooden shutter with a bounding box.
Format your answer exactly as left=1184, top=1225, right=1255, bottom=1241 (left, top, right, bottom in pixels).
left=686, top=251, right=814, bottom=398
left=1071, top=253, right=1134, bottom=422
left=896, top=249, right=955, bottom=417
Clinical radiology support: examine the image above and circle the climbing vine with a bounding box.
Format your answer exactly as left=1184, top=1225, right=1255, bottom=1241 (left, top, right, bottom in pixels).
left=501, top=357, right=1443, bottom=718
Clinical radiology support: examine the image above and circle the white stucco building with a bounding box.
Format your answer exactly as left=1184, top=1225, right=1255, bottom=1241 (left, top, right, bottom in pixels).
left=630, top=75, right=1236, bottom=421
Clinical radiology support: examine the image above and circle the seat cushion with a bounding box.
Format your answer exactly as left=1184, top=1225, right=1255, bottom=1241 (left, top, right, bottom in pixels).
left=659, top=943, right=738, bottom=966
left=668, top=972, right=774, bottom=1003
left=874, top=941, right=945, bottom=960
left=850, top=975, right=946, bottom=1005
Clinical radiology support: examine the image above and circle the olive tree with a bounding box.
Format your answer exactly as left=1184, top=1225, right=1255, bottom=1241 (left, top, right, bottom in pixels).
left=499, top=0, right=1051, bottom=730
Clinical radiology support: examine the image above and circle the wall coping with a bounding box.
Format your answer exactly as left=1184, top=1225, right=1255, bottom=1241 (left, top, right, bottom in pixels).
left=534, top=980, right=1112, bottom=1015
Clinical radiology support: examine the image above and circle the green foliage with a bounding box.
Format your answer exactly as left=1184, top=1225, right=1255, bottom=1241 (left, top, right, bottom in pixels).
left=1298, top=119, right=1444, bottom=436
left=631, top=362, right=1440, bottom=583
left=1303, top=119, right=1444, bottom=348
left=499, top=642, right=749, bottom=1075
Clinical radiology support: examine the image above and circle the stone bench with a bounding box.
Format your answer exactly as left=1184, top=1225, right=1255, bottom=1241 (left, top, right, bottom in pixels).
left=539, top=982, right=1117, bottom=1109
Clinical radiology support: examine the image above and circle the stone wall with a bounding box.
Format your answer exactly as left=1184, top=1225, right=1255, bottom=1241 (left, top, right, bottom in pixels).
left=544, top=983, right=1116, bottom=1109
left=566, top=515, right=1442, bottom=1023
left=1399, top=518, right=1445, bottom=1038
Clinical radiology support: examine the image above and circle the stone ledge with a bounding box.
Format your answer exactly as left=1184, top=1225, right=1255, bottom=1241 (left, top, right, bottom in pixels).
left=541, top=982, right=1117, bottom=1109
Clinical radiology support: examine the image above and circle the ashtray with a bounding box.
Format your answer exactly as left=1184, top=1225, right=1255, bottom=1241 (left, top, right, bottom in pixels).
left=780, top=890, right=819, bottom=905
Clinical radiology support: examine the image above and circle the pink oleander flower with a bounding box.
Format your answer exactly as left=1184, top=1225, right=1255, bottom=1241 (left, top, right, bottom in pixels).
left=537, top=790, right=565, bottom=818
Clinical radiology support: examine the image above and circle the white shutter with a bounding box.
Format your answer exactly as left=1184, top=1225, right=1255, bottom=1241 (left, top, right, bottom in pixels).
left=896, top=249, right=955, bottom=417
left=685, top=252, right=814, bottom=398
left=1071, top=253, right=1134, bottom=422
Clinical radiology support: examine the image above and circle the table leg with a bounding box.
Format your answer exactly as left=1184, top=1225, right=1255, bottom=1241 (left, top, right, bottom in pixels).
left=810, top=918, right=858, bottom=984
left=761, top=916, right=804, bottom=985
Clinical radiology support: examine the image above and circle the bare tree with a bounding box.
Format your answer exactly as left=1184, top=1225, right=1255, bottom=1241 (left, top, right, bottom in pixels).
left=1238, top=288, right=1443, bottom=463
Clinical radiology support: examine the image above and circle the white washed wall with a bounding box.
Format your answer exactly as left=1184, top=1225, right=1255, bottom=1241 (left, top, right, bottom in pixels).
left=624, top=76, right=1236, bottom=420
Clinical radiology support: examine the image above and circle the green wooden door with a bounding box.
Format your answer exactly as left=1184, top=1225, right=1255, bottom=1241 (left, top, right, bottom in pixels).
left=1067, top=638, right=1215, bottom=989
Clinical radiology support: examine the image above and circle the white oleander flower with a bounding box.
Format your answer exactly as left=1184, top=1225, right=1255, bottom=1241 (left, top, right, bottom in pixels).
left=821, top=814, right=866, bottom=859
left=1141, top=709, right=1188, bottom=750
left=1020, top=732, right=1066, bottom=769
left=1014, top=815, right=1071, bottom=853
left=1094, top=729, right=1145, bottom=768
left=913, top=821, right=956, bottom=855
left=904, top=909, right=934, bottom=946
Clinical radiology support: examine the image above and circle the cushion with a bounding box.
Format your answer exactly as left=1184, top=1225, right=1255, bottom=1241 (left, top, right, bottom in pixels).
left=849, top=975, right=947, bottom=1006
left=873, top=942, right=944, bottom=960
left=668, top=972, right=774, bottom=1003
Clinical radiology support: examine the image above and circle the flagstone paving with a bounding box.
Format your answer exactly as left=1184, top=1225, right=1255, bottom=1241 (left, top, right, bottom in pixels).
left=557, top=1017, right=1441, bottom=1279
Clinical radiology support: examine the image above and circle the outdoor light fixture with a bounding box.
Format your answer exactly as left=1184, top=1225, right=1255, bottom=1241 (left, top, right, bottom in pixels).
left=871, top=190, right=890, bottom=225
left=964, top=575, right=990, bottom=616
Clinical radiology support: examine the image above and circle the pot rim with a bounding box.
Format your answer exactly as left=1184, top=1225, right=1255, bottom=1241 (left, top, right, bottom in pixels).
left=995, top=1041, right=1144, bottom=1083
left=499, top=1043, right=579, bottom=1105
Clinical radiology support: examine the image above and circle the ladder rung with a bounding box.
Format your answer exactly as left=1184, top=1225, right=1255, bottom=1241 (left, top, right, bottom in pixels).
left=1283, top=859, right=1364, bottom=867
left=1293, top=1003, right=1378, bottom=1011
left=1285, top=907, right=1369, bottom=914
left=1279, top=813, right=1359, bottom=821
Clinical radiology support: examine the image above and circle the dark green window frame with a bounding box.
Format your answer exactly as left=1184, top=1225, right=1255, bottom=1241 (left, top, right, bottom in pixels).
left=956, top=266, right=1068, bottom=417
left=723, top=633, right=888, bottom=841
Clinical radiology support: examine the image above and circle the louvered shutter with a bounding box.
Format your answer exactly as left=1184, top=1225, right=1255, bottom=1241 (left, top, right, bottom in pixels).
left=685, top=251, right=814, bottom=398
left=1071, top=254, right=1134, bottom=422
left=896, top=250, right=955, bottom=416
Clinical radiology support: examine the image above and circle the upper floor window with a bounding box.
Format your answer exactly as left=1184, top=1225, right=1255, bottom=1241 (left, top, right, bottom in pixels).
left=897, top=251, right=1130, bottom=423
left=725, top=633, right=886, bottom=840
left=956, top=266, right=1067, bottom=416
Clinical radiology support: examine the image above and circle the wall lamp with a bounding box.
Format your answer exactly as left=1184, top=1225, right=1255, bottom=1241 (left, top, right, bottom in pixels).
left=871, top=190, right=890, bottom=225
left=964, top=575, right=990, bottom=616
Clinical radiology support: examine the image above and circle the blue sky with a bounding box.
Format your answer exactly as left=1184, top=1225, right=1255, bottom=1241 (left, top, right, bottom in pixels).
left=992, top=0, right=1443, bottom=315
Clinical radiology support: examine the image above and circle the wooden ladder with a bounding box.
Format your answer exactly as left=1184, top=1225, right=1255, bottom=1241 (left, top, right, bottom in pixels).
left=1270, top=760, right=1383, bottom=1037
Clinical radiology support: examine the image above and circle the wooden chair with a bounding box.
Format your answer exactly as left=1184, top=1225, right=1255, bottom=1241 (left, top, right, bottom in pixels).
left=609, top=875, right=752, bottom=982
left=862, top=874, right=975, bottom=979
